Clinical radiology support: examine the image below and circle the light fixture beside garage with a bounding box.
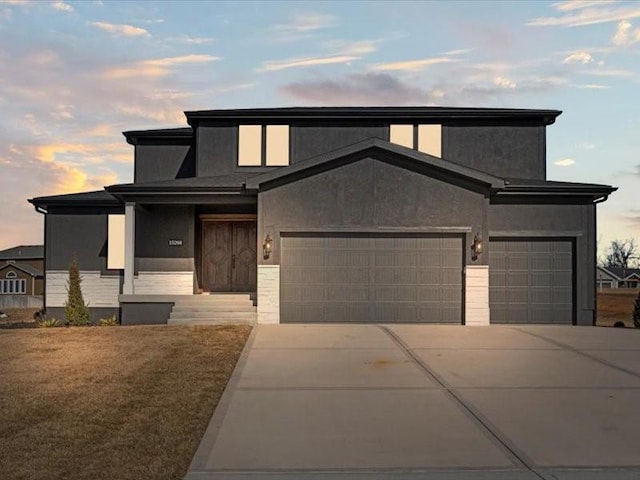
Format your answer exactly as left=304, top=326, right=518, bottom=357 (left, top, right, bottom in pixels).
left=263, top=234, right=273, bottom=260
left=471, top=233, right=483, bottom=260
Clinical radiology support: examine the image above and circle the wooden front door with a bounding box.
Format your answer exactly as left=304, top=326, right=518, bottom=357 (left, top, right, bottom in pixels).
left=202, top=221, right=257, bottom=292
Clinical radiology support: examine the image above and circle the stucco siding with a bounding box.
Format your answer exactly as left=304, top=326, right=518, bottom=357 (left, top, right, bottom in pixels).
left=259, top=157, right=485, bottom=266
left=443, top=125, right=545, bottom=179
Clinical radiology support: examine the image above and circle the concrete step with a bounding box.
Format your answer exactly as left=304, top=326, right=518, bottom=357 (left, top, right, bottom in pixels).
left=168, top=317, right=256, bottom=326
left=172, top=304, right=256, bottom=313
left=183, top=294, right=253, bottom=302
left=170, top=310, right=256, bottom=319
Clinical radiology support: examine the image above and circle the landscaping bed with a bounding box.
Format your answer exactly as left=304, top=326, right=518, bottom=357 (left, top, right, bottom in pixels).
left=0, top=324, right=251, bottom=480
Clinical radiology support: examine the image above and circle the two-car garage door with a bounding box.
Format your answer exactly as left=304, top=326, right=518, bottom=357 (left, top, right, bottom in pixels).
left=279, top=235, right=574, bottom=324
left=280, top=234, right=463, bottom=323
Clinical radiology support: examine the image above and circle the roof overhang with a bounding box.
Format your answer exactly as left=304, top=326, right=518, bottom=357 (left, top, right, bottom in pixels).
left=28, top=191, right=122, bottom=213
left=185, top=106, right=561, bottom=127
left=123, top=127, right=193, bottom=146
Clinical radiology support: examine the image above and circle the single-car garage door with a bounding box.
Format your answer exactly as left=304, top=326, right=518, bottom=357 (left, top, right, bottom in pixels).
left=280, top=234, right=462, bottom=323
left=489, top=239, right=574, bottom=324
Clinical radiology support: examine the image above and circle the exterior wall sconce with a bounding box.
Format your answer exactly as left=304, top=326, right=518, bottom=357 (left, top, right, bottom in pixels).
left=263, top=234, right=273, bottom=260
left=471, top=233, right=483, bottom=260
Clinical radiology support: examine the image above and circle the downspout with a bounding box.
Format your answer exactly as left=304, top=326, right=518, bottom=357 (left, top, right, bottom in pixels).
left=31, top=203, right=47, bottom=312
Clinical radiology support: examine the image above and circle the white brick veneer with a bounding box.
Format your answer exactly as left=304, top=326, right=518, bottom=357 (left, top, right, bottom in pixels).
left=465, top=265, right=490, bottom=326
left=133, top=271, right=193, bottom=295
left=46, top=271, right=120, bottom=308
left=257, top=265, right=280, bottom=324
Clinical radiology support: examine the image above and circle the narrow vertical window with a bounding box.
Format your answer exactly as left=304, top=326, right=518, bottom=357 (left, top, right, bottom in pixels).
left=238, top=125, right=262, bottom=166
left=108, top=215, right=125, bottom=269
left=418, top=124, right=442, bottom=158
left=266, top=125, right=289, bottom=166
left=390, top=124, right=414, bottom=149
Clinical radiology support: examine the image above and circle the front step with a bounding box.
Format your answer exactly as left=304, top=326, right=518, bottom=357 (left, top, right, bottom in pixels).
left=167, top=293, right=257, bottom=326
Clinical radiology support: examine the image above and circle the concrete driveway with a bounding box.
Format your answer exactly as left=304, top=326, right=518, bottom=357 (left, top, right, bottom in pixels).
left=185, top=325, right=640, bottom=480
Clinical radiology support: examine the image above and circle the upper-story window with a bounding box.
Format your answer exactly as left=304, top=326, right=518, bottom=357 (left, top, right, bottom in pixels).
left=6, top=271, right=17, bottom=278
left=390, top=124, right=441, bottom=158
left=238, top=125, right=289, bottom=167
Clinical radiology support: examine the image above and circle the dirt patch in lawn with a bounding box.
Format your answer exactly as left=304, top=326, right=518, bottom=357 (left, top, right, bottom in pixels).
left=597, top=289, right=638, bottom=327
left=0, top=308, right=39, bottom=327
left=0, top=324, right=251, bottom=480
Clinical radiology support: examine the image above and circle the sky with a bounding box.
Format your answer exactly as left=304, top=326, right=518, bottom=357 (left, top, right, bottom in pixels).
left=0, top=0, right=639, bottom=260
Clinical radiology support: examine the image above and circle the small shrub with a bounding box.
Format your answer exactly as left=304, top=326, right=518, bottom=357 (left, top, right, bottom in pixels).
left=65, top=256, right=91, bottom=326
left=633, top=291, right=640, bottom=328
left=99, top=315, right=118, bottom=326
left=38, top=318, right=60, bottom=328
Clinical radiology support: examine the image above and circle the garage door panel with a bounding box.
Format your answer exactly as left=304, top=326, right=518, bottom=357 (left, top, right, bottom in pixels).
left=281, top=235, right=462, bottom=323
left=489, top=239, right=573, bottom=325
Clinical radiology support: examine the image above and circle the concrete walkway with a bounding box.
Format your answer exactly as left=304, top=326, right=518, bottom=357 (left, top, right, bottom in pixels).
left=185, top=325, right=640, bottom=480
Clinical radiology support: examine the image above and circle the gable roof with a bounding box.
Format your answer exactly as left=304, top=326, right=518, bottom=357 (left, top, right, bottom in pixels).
left=246, top=138, right=505, bottom=191
left=598, top=266, right=640, bottom=281
left=0, top=261, right=43, bottom=277
left=185, top=106, right=562, bottom=126
left=0, top=245, right=43, bottom=260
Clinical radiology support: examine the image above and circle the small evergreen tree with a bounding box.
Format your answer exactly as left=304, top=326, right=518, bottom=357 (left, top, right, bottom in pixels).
left=634, top=291, right=640, bottom=329
left=65, top=256, right=91, bottom=326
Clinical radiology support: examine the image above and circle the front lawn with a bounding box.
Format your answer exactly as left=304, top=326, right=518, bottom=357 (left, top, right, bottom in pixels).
left=597, top=289, right=638, bottom=327
left=0, top=325, right=251, bottom=480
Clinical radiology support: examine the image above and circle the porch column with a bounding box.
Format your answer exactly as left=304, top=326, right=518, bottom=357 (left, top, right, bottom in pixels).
left=123, top=202, right=135, bottom=295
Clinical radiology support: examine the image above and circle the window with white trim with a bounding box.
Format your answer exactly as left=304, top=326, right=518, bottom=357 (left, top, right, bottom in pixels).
left=0, top=271, right=26, bottom=294
left=238, top=124, right=290, bottom=166
left=389, top=123, right=442, bottom=158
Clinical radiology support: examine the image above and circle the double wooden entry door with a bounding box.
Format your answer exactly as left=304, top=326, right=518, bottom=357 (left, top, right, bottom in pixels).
left=201, top=221, right=257, bottom=292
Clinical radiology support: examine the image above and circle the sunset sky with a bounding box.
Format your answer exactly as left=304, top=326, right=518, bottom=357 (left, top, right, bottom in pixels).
left=1, top=0, right=639, bottom=259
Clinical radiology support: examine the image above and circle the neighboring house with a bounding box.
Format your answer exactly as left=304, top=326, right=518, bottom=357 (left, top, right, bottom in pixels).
left=29, top=107, right=616, bottom=326
left=0, top=245, right=44, bottom=296
left=596, top=265, right=640, bottom=289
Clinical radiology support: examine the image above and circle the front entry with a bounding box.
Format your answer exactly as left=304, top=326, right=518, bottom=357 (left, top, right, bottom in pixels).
left=202, top=221, right=257, bottom=292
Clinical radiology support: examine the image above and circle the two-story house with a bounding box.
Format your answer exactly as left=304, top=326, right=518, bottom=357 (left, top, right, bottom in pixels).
left=29, top=107, right=615, bottom=326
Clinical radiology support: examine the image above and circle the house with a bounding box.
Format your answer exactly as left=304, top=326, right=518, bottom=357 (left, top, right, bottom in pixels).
left=0, top=245, right=44, bottom=296
left=29, top=107, right=616, bottom=326
left=596, top=265, right=640, bottom=289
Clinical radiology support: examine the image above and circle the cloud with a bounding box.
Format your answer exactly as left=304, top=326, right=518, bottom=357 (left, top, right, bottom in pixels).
left=563, top=50, right=593, bottom=63
left=527, top=3, right=640, bottom=27
left=585, top=67, right=635, bottom=76
left=175, top=35, right=215, bottom=44
left=51, top=1, right=73, bottom=12
left=554, top=1, right=620, bottom=12
left=554, top=158, right=576, bottom=166
left=272, top=12, right=337, bottom=33
left=260, top=54, right=360, bottom=72
left=613, top=20, right=640, bottom=45
left=90, top=21, right=150, bottom=37
left=494, top=76, right=517, bottom=88
left=371, top=57, right=456, bottom=72
left=442, top=48, right=473, bottom=56
left=103, top=54, right=220, bottom=78
left=280, top=72, right=432, bottom=105
left=574, top=83, right=610, bottom=88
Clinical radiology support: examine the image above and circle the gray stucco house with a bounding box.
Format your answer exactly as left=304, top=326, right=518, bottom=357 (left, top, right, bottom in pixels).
left=29, top=107, right=615, bottom=326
